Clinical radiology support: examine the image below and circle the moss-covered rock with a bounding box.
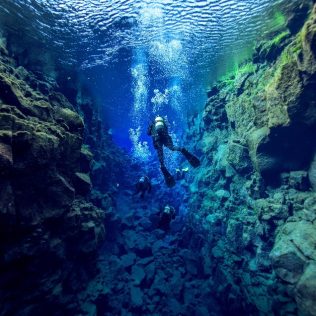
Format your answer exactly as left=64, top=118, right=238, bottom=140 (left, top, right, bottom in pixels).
left=0, top=38, right=111, bottom=316
left=254, top=30, right=292, bottom=63
left=295, top=262, right=316, bottom=316
left=224, top=5, right=316, bottom=182
left=184, top=4, right=316, bottom=315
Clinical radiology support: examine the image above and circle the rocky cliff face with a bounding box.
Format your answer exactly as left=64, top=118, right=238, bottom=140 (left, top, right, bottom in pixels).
left=0, top=37, right=122, bottom=315
left=185, top=4, right=316, bottom=315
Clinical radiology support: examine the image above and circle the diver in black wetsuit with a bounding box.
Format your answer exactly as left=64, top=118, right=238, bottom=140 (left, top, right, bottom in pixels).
left=134, top=176, right=152, bottom=198
left=158, top=205, right=176, bottom=230
left=147, top=116, right=200, bottom=187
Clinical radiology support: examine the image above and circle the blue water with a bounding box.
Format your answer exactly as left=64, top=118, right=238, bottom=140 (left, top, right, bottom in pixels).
left=0, top=0, right=299, bottom=156
left=0, top=1, right=308, bottom=315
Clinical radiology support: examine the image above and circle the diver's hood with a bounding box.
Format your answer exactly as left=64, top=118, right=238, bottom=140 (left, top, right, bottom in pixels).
left=139, top=176, right=145, bottom=182
left=164, top=206, right=171, bottom=214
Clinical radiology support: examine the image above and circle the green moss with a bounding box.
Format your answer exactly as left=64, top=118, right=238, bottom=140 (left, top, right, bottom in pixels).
left=279, top=37, right=302, bottom=66
left=264, top=34, right=303, bottom=103
left=274, top=11, right=286, bottom=27
left=270, top=30, right=290, bottom=46
left=218, top=61, right=256, bottom=86
left=219, top=74, right=235, bottom=85
left=268, top=11, right=286, bottom=31
left=235, top=63, right=256, bottom=76
left=212, top=44, right=254, bottom=84
left=267, top=29, right=302, bottom=87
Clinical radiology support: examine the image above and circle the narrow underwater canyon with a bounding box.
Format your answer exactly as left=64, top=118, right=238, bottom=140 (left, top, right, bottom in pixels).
left=1, top=1, right=316, bottom=316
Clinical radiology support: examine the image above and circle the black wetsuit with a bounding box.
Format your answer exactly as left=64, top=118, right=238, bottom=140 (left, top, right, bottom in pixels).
left=147, top=120, right=183, bottom=169
left=158, top=206, right=176, bottom=230
left=147, top=118, right=200, bottom=187
left=134, top=176, right=151, bottom=198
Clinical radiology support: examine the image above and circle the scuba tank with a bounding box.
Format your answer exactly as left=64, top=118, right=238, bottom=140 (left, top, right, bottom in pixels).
left=154, top=116, right=165, bottom=134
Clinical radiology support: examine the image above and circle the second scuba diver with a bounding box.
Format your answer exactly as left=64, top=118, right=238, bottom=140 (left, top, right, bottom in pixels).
left=134, top=176, right=152, bottom=198
left=147, top=116, right=200, bottom=187
left=158, top=204, right=176, bottom=230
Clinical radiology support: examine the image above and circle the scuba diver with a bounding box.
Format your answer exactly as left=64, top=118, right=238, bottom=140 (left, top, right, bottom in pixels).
left=147, top=116, right=200, bottom=187
left=158, top=204, right=176, bottom=230
left=134, top=175, right=152, bottom=198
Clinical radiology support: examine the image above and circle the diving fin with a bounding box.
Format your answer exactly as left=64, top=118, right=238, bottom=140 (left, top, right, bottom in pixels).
left=181, top=148, right=201, bottom=168
left=161, top=166, right=176, bottom=188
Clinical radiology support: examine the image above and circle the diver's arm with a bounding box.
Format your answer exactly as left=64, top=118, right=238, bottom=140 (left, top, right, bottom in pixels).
left=164, top=122, right=169, bottom=135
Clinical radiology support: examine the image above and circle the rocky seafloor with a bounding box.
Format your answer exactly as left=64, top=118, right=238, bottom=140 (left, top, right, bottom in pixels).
left=0, top=2, right=316, bottom=316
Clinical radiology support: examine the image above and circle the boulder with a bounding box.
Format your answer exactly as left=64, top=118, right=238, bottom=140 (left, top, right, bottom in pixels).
left=54, top=107, right=84, bottom=134
left=44, top=174, right=75, bottom=217
left=256, top=199, right=289, bottom=222
left=288, top=171, right=310, bottom=191
left=180, top=249, right=199, bottom=275
left=226, top=219, right=244, bottom=252
left=79, top=146, right=93, bottom=173
left=270, top=221, right=316, bottom=284
left=0, top=140, right=13, bottom=174
left=130, top=286, right=143, bottom=307
left=80, top=220, right=105, bottom=253
left=73, top=172, right=92, bottom=196
left=226, top=140, right=253, bottom=175
left=215, top=189, right=230, bottom=201
left=131, top=265, right=145, bottom=285
left=295, top=262, right=316, bottom=316
left=309, top=153, right=316, bottom=191
left=144, top=261, right=156, bottom=285
left=120, top=253, right=137, bottom=268
left=303, top=195, right=316, bottom=215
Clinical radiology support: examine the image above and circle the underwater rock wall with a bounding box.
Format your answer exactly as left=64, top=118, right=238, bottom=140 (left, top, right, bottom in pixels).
left=74, top=89, right=130, bottom=210
left=0, top=37, right=122, bottom=315
left=186, top=4, right=316, bottom=316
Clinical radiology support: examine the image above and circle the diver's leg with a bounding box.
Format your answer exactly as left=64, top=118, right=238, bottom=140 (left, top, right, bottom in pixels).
left=164, top=136, right=200, bottom=168
left=155, top=142, right=165, bottom=168
left=155, top=141, right=175, bottom=188
left=164, top=136, right=182, bottom=152
left=181, top=148, right=201, bottom=168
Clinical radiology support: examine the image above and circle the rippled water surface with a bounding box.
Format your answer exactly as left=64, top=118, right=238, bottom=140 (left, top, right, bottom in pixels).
left=0, top=0, right=301, bottom=151
left=0, top=0, right=297, bottom=71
